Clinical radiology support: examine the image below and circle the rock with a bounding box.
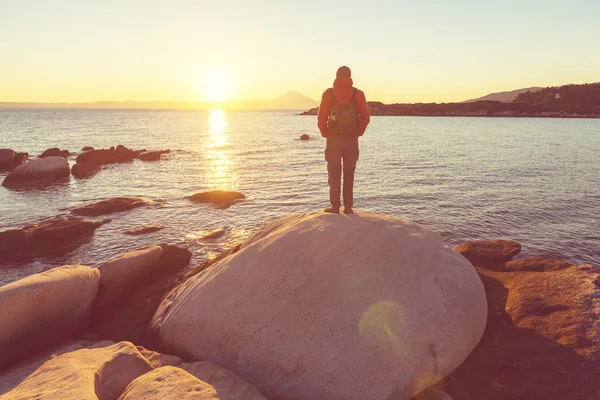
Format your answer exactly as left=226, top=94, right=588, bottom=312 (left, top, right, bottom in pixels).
left=81, top=146, right=94, bottom=151
left=2, top=156, right=70, bottom=189
left=91, top=244, right=192, bottom=343
left=186, top=190, right=246, bottom=208
left=180, top=361, right=268, bottom=400
left=95, top=246, right=163, bottom=310
left=201, top=228, right=226, bottom=240
left=124, top=225, right=165, bottom=235
left=299, top=133, right=310, bottom=140
left=71, top=162, right=100, bottom=179
left=0, top=151, right=28, bottom=171
left=118, top=366, right=219, bottom=400
left=136, top=346, right=182, bottom=368
left=0, top=341, right=153, bottom=399
left=72, top=197, right=151, bottom=216
left=75, top=147, right=144, bottom=166
left=0, top=149, right=16, bottom=166
left=456, top=240, right=521, bottom=265
left=443, top=261, right=600, bottom=400
left=0, top=266, right=100, bottom=369
left=0, top=215, right=107, bottom=263
left=40, top=147, right=70, bottom=158
left=138, top=150, right=170, bottom=161
left=147, top=211, right=487, bottom=400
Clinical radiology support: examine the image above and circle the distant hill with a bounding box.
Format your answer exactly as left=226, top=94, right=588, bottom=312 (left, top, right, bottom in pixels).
left=0, top=91, right=319, bottom=110
left=464, top=87, right=543, bottom=103
left=514, top=82, right=600, bottom=107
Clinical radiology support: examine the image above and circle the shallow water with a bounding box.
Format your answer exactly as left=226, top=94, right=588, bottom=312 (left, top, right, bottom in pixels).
left=1, top=109, right=598, bottom=285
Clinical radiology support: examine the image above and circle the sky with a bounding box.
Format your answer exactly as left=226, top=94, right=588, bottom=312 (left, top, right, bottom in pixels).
left=1, top=0, right=599, bottom=104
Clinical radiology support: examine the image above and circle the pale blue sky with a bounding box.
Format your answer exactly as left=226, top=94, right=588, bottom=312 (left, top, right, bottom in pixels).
left=1, top=0, right=598, bottom=103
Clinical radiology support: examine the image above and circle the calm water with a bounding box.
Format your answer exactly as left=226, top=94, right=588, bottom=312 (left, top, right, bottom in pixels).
left=1, top=109, right=598, bottom=285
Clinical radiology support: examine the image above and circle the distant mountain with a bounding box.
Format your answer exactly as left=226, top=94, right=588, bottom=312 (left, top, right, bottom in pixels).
left=0, top=91, right=319, bottom=110
left=463, top=87, right=543, bottom=103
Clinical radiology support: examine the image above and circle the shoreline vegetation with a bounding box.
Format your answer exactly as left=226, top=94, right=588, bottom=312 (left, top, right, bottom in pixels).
left=300, top=82, right=600, bottom=118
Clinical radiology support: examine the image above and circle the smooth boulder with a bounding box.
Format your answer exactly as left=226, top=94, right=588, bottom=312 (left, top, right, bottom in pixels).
left=456, top=240, right=521, bottom=265
left=148, top=211, right=487, bottom=400
left=72, top=197, right=152, bottom=216
left=95, top=246, right=163, bottom=309
left=186, top=190, right=246, bottom=208
left=0, top=341, right=153, bottom=399
left=2, top=156, right=70, bottom=189
left=0, top=265, right=100, bottom=369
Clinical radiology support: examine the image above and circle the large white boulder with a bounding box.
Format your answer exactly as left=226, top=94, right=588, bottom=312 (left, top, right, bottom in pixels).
left=0, top=265, right=100, bottom=369
left=2, top=156, right=69, bottom=189
left=148, top=211, right=487, bottom=400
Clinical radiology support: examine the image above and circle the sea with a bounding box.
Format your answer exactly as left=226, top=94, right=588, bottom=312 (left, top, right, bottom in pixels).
left=0, top=109, right=598, bottom=285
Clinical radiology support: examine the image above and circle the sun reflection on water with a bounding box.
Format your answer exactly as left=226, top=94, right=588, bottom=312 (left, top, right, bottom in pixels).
left=205, top=109, right=238, bottom=191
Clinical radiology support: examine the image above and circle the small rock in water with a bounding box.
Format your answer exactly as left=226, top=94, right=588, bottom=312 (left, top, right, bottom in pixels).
left=201, top=228, right=226, bottom=240
left=72, top=197, right=154, bottom=217
left=299, top=134, right=310, bottom=140
left=138, top=150, right=170, bottom=161
left=186, top=190, right=246, bottom=208
left=40, top=148, right=70, bottom=158
left=81, top=146, right=94, bottom=152
left=124, top=225, right=165, bottom=235
left=0, top=149, right=28, bottom=171
left=71, top=163, right=100, bottom=179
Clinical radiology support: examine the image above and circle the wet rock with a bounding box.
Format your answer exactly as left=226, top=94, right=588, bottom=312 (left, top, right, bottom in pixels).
left=0, top=150, right=29, bottom=171
left=201, top=228, right=226, bottom=240
left=71, top=162, right=100, bottom=179
left=0, top=215, right=107, bottom=263
left=186, top=190, right=246, bottom=208
left=40, top=147, right=70, bottom=158
left=81, top=146, right=94, bottom=151
left=124, top=225, right=165, bottom=235
left=0, top=341, right=153, bottom=399
left=2, top=156, right=70, bottom=189
left=442, top=258, right=600, bottom=400
left=91, top=244, right=192, bottom=343
left=299, top=133, right=310, bottom=140
left=0, top=266, right=100, bottom=369
left=456, top=239, right=521, bottom=265
left=147, top=211, right=487, bottom=400
left=71, top=197, right=152, bottom=217
left=138, top=149, right=170, bottom=161
left=75, top=147, right=144, bottom=166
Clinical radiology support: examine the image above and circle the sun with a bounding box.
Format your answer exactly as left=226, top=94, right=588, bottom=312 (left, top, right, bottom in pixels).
left=201, top=68, right=234, bottom=103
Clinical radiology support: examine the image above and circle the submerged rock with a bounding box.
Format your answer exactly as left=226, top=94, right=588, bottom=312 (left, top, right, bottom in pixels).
left=138, top=149, right=170, bottom=161
left=201, top=228, right=226, bottom=240
left=456, top=239, right=521, bottom=265
left=40, top=147, right=70, bottom=158
left=186, top=190, right=246, bottom=208
left=71, top=162, right=100, bottom=179
left=0, top=215, right=107, bottom=263
left=299, top=133, right=310, bottom=140
left=124, top=225, right=165, bottom=235
left=443, top=245, right=600, bottom=400
left=75, top=147, right=144, bottom=166
left=71, top=197, right=153, bottom=217
left=0, top=266, right=100, bottom=369
left=147, top=210, right=487, bottom=400
left=2, top=156, right=70, bottom=189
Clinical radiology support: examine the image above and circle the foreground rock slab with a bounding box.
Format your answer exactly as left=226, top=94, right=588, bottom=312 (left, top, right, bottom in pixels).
left=0, top=266, right=100, bottom=370
left=0, top=215, right=107, bottom=263
left=2, top=156, right=70, bottom=189
left=443, top=252, right=600, bottom=400
left=0, top=341, right=153, bottom=399
left=148, top=210, right=487, bottom=400
left=72, top=197, right=155, bottom=216
left=186, top=190, right=246, bottom=208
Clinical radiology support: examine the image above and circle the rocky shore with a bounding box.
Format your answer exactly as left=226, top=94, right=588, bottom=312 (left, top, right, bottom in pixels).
left=0, top=210, right=597, bottom=399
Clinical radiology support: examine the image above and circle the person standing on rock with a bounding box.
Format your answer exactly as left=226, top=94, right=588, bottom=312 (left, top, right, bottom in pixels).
left=318, top=66, right=370, bottom=214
